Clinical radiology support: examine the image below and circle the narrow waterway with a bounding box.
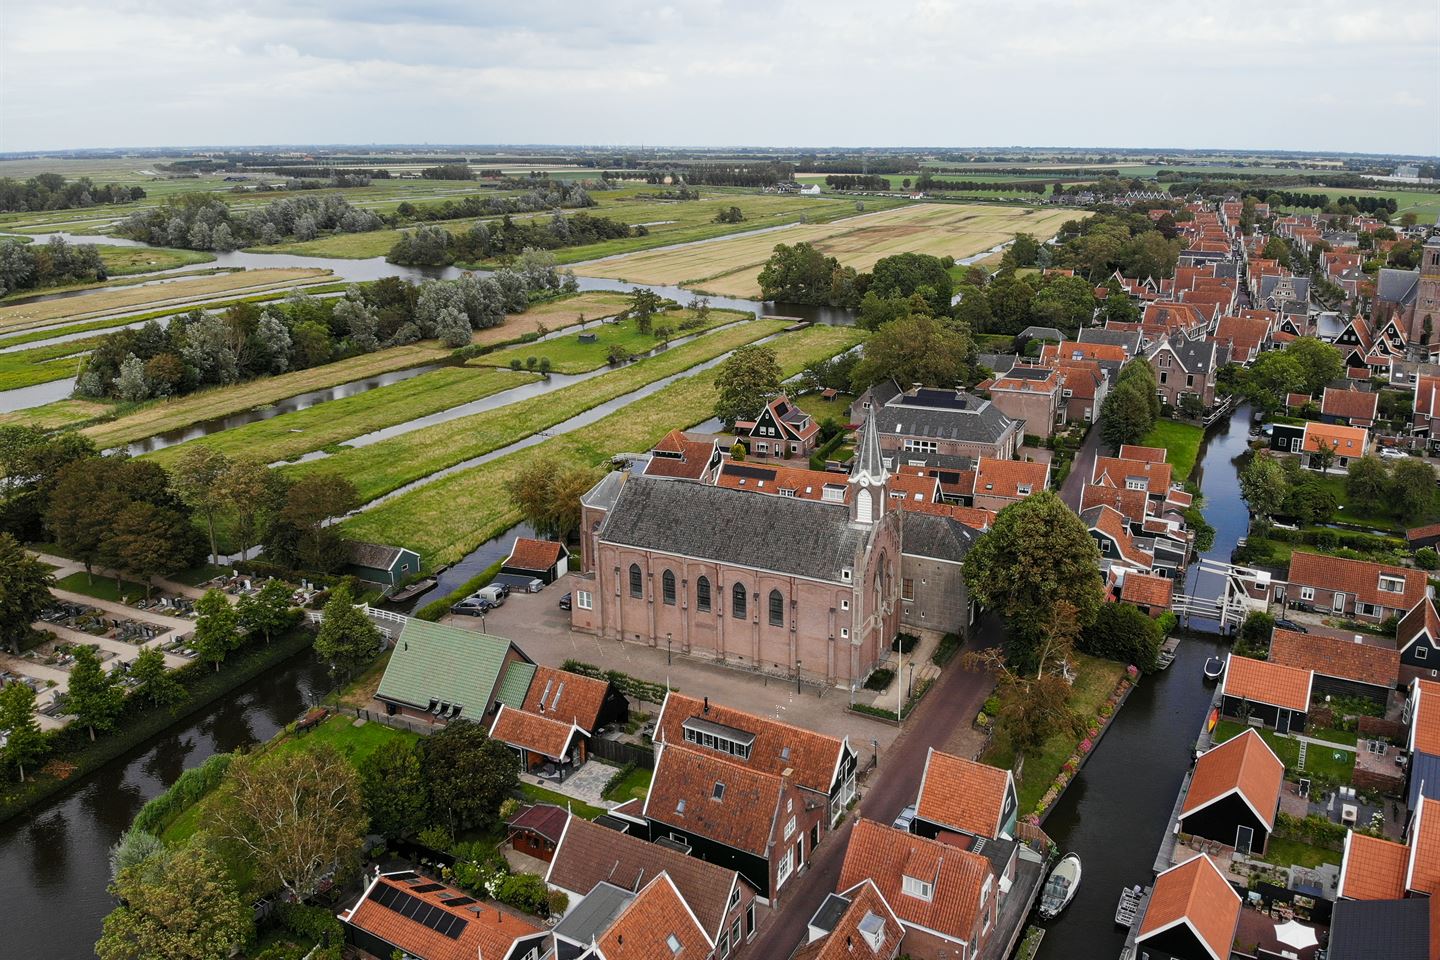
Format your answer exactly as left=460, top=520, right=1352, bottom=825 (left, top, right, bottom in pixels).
left=0, top=649, right=333, bottom=959
left=1035, top=404, right=1253, bottom=960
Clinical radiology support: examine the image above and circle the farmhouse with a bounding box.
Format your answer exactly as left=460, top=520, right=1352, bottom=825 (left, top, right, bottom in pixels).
left=1178, top=729, right=1284, bottom=856
left=735, top=393, right=820, bottom=460
left=1220, top=654, right=1312, bottom=733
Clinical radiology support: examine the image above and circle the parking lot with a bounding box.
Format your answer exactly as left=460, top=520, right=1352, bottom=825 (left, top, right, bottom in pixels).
left=441, top=572, right=906, bottom=752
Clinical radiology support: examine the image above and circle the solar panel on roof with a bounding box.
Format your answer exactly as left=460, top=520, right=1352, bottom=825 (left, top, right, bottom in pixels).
left=369, top=884, right=468, bottom=940
left=400, top=895, right=424, bottom=919
left=388, top=871, right=419, bottom=881
left=410, top=882, right=444, bottom=893
left=442, top=895, right=477, bottom=907
left=726, top=464, right=776, bottom=480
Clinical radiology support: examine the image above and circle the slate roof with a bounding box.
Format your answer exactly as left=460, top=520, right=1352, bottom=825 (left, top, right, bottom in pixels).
left=1268, top=628, right=1398, bottom=690
left=900, top=511, right=977, bottom=564
left=1137, top=855, right=1241, bottom=960
left=1376, top=267, right=1421, bottom=305
left=915, top=749, right=1012, bottom=839
left=376, top=620, right=529, bottom=716
left=1338, top=831, right=1409, bottom=901
left=1328, top=898, right=1431, bottom=960
left=552, top=880, right=635, bottom=947
left=1222, top=654, right=1312, bottom=712
left=1153, top=333, right=1224, bottom=374
left=874, top=391, right=1017, bottom=444
left=976, top=353, right=1017, bottom=375
left=599, top=476, right=867, bottom=584
left=346, top=540, right=407, bottom=570
left=1180, top=729, right=1284, bottom=831
left=1077, top=327, right=1143, bottom=353
left=546, top=814, right=745, bottom=942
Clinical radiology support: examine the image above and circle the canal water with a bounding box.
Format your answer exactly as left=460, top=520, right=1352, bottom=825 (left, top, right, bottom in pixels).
left=1035, top=403, right=1253, bottom=960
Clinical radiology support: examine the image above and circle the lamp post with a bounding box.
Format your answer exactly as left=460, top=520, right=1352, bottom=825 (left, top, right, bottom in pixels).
left=480, top=611, right=487, bottom=634
left=796, top=659, right=803, bottom=694
left=667, top=632, right=672, bottom=665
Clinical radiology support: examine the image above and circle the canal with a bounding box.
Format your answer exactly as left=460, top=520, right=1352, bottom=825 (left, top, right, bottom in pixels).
left=1035, top=403, right=1254, bottom=960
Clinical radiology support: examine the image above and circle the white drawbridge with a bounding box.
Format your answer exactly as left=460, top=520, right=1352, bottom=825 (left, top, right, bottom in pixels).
left=1170, top=559, right=1275, bottom=631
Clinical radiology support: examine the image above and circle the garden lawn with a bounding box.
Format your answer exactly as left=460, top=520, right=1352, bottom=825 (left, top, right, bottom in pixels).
left=291, top=319, right=791, bottom=505
left=1141, top=419, right=1205, bottom=482
left=1309, top=473, right=1437, bottom=532
left=983, top=653, right=1129, bottom=815
left=1212, top=720, right=1355, bottom=785
left=1260, top=836, right=1342, bottom=870
left=55, top=570, right=152, bottom=603
left=518, top=783, right=606, bottom=821
left=266, top=713, right=418, bottom=766
left=474, top=308, right=749, bottom=374
left=794, top=390, right=856, bottom=424
left=146, top=367, right=536, bottom=467
left=339, top=324, right=864, bottom=567
left=601, top=765, right=653, bottom=804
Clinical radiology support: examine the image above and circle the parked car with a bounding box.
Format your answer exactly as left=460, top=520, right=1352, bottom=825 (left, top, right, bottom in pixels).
left=451, top=597, right=494, bottom=616
left=1274, top=618, right=1308, bottom=634
left=558, top=593, right=572, bottom=611
left=1381, top=447, right=1410, bottom=461
left=892, top=803, right=917, bottom=832
left=474, top=584, right=506, bottom=607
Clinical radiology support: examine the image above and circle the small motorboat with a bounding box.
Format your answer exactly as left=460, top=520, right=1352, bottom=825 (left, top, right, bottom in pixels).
left=1203, top=656, right=1226, bottom=682
left=1039, top=853, right=1082, bottom=920
left=1115, top=884, right=1147, bottom=928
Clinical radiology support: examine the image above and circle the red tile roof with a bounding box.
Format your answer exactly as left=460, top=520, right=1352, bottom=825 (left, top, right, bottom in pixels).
left=1338, top=831, right=1409, bottom=900
left=1222, top=655, right=1312, bottom=712
left=837, top=819, right=990, bottom=947
left=793, top=879, right=904, bottom=960
left=1410, top=679, right=1440, bottom=756
left=1092, top=456, right=1174, bottom=495
left=1408, top=797, right=1440, bottom=896
left=1301, top=421, right=1368, bottom=456
left=1081, top=484, right=1151, bottom=523
left=1118, top=444, right=1168, bottom=463
left=915, top=749, right=1013, bottom=839
left=521, top=666, right=611, bottom=731
left=1138, top=855, right=1241, bottom=960
left=488, top=705, right=584, bottom=761
left=505, top=536, right=565, bottom=573
left=1048, top=340, right=1129, bottom=364
left=974, top=457, right=1048, bottom=500
left=646, top=429, right=718, bottom=480
left=1086, top=503, right=1154, bottom=568
left=1321, top=387, right=1379, bottom=422
left=1287, top=552, right=1428, bottom=612
left=1181, top=729, right=1284, bottom=831
left=342, top=873, right=541, bottom=960
left=507, top=803, right=569, bottom=844
left=645, top=743, right=787, bottom=857
left=595, top=873, right=713, bottom=960
left=715, top=461, right=850, bottom=502
left=1121, top=573, right=1174, bottom=609
left=1268, top=628, right=1399, bottom=689
left=656, top=692, right=847, bottom=796
left=1407, top=522, right=1440, bottom=543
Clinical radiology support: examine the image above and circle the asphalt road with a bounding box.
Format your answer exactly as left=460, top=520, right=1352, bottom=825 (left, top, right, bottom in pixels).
left=1059, top=421, right=1104, bottom=511
left=750, top=613, right=1003, bottom=958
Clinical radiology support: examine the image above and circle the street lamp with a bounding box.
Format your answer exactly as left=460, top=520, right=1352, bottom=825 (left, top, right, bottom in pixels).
left=480, top=611, right=487, bottom=634
left=796, top=659, right=802, bottom=694
left=667, top=632, right=672, bottom=665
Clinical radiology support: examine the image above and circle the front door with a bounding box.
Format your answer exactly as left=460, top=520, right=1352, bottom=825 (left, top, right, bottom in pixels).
left=1235, top=825, right=1254, bottom=857
left=1277, top=711, right=1290, bottom=735
left=1333, top=592, right=1346, bottom=614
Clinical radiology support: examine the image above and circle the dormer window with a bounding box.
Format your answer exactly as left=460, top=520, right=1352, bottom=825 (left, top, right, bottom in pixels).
left=902, top=875, right=934, bottom=901
left=667, top=933, right=683, bottom=954
left=1379, top=575, right=1406, bottom=594
left=713, top=782, right=726, bottom=801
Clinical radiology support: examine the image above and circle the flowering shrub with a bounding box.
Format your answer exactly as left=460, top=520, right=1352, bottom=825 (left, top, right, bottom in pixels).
left=1126, top=664, right=1139, bottom=678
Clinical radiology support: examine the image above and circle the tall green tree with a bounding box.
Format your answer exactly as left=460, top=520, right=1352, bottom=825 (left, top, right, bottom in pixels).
left=104, top=502, right=197, bottom=599
left=359, top=738, right=430, bottom=838
left=217, top=457, right=285, bottom=562
left=713, top=344, right=782, bottom=428
left=236, top=578, right=296, bottom=644
left=627, top=287, right=664, bottom=334
left=1346, top=456, right=1391, bottom=511
left=192, top=588, right=240, bottom=672
left=867, top=252, right=953, bottom=316
left=1285, top=337, right=1344, bottom=395
left=1099, top=378, right=1154, bottom=448
left=1391, top=458, right=1439, bottom=521
left=129, top=646, right=185, bottom=710
left=506, top=457, right=601, bottom=542
left=0, top=680, right=44, bottom=781
left=421, top=720, right=519, bottom=833
left=849, top=313, right=975, bottom=393
left=168, top=446, right=232, bottom=566
left=1244, top=351, right=1306, bottom=412
left=1239, top=453, right=1289, bottom=520
left=67, top=644, right=125, bottom=741
left=97, top=844, right=252, bottom=960
left=281, top=473, right=358, bottom=572
left=0, top=533, right=53, bottom=653
left=314, top=583, right=383, bottom=680
left=963, top=491, right=1103, bottom=671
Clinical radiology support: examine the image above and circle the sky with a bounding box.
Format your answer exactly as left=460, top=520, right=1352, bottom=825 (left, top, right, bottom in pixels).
left=2, top=0, right=1438, bottom=156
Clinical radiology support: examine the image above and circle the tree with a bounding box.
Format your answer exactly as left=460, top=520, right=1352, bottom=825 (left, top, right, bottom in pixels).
left=628, top=288, right=664, bottom=334
left=1028, top=276, right=1097, bottom=335
left=1262, top=237, right=1292, bottom=269
left=421, top=720, right=519, bottom=833
left=756, top=242, right=854, bottom=306
left=1009, top=233, right=1041, bottom=266
left=1391, top=458, right=1438, bottom=521
left=1099, top=378, right=1154, bottom=449
left=713, top=344, right=782, bottom=428
left=237, top=578, right=296, bottom=643
left=216, top=458, right=282, bottom=562
left=192, top=588, right=240, bottom=672
left=1032, top=600, right=1081, bottom=679
left=108, top=827, right=163, bottom=881
left=1081, top=602, right=1162, bottom=672
left=1239, top=453, right=1289, bottom=521
left=46, top=457, right=128, bottom=579
left=0, top=680, right=44, bottom=781
left=314, top=583, right=383, bottom=679
left=169, top=446, right=231, bottom=566
left=963, top=647, right=1084, bottom=759
left=506, top=457, right=602, bottom=542
left=113, top=354, right=150, bottom=402
left=97, top=843, right=252, bottom=960
left=964, top=492, right=1103, bottom=671
left=868, top=252, right=953, bottom=316
left=219, top=743, right=367, bottom=899
left=67, top=644, right=124, bottom=740
left=1346, top=456, right=1391, bottom=511
left=850, top=312, right=977, bottom=394
left=0, top=533, right=52, bottom=653
left=105, top=501, right=196, bottom=599
left=280, top=473, right=358, bottom=572
left=359, top=738, right=429, bottom=839
left=129, top=646, right=185, bottom=710
left=1285, top=337, right=1344, bottom=395
left=1244, top=351, right=1306, bottom=412
left=434, top=306, right=472, bottom=348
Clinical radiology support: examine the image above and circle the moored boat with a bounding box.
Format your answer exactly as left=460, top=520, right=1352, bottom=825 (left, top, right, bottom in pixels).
left=1115, top=884, right=1146, bottom=928
left=1039, top=853, right=1082, bottom=920
left=1203, top=656, right=1225, bottom=682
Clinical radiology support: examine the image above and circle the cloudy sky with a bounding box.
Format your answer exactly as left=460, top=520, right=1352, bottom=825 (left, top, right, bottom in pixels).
left=3, top=0, right=1437, bottom=155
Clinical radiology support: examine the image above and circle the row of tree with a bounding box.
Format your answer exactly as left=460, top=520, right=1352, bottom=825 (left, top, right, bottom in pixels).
left=0, top=235, right=108, bottom=297
left=914, top=173, right=1049, bottom=194
left=387, top=212, right=635, bottom=266
left=0, top=173, right=145, bottom=213
left=116, top=192, right=385, bottom=251
left=1242, top=191, right=1399, bottom=215
left=392, top=181, right=597, bottom=225
left=824, top=175, right=891, bottom=191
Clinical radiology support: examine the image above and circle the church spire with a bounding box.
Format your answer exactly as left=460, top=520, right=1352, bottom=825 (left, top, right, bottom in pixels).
left=849, top=406, right=889, bottom=525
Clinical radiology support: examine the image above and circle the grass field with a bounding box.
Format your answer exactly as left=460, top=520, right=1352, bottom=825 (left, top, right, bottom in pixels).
left=98, top=245, right=217, bottom=276
left=577, top=203, right=1078, bottom=298
left=0, top=398, right=112, bottom=430
left=0, top=267, right=333, bottom=334
left=1212, top=720, right=1354, bottom=784
left=339, top=324, right=864, bottom=567
left=600, top=764, right=653, bottom=804
left=793, top=390, right=856, bottom=423
left=145, top=367, right=536, bottom=467
left=1140, top=419, right=1206, bottom=482
left=474, top=308, right=748, bottom=374
left=1271, top=185, right=1440, bottom=221
left=55, top=570, right=151, bottom=602
left=287, top=319, right=791, bottom=504
left=1309, top=473, right=1438, bottom=531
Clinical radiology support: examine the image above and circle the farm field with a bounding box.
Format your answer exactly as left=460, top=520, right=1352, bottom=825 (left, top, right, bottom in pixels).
left=78, top=343, right=452, bottom=449
left=285, top=318, right=791, bottom=504
left=1271, top=184, right=1440, bottom=220
left=577, top=202, right=1078, bottom=298
left=0, top=398, right=111, bottom=430
left=144, top=366, right=536, bottom=467
left=95, top=245, right=217, bottom=276
left=474, top=307, right=750, bottom=374
left=1, top=266, right=234, bottom=306
left=0, top=267, right=333, bottom=334
left=340, top=324, right=863, bottom=567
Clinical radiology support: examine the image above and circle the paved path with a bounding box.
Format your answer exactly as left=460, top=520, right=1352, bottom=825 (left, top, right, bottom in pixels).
left=1059, top=423, right=1103, bottom=511
left=33, top=551, right=210, bottom=600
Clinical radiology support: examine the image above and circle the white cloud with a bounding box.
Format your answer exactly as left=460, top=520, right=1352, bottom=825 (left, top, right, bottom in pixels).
left=0, top=0, right=1435, bottom=153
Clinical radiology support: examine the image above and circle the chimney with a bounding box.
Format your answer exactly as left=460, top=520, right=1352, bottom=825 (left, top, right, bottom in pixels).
left=703, top=696, right=709, bottom=714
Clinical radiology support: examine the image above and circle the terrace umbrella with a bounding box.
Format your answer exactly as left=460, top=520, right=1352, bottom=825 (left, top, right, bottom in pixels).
left=1273, top=919, right=1319, bottom=951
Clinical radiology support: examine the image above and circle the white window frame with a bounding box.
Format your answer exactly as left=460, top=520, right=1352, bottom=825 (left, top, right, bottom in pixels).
left=1299, top=586, right=1315, bottom=601
left=576, top=590, right=593, bottom=610
left=776, top=847, right=793, bottom=887
left=902, top=875, right=934, bottom=901
left=1379, top=576, right=1406, bottom=594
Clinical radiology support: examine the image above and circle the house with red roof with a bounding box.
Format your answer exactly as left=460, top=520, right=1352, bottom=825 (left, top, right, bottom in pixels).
left=1212, top=314, right=1273, bottom=364
left=796, top=879, right=904, bottom=960
left=1054, top=357, right=1108, bottom=423
left=911, top=748, right=1018, bottom=842
left=501, top=536, right=570, bottom=585
left=1412, top=374, right=1440, bottom=447
left=1220, top=654, right=1312, bottom=733
left=1406, top=679, right=1440, bottom=810
left=1399, top=597, right=1440, bottom=679
left=1284, top=552, right=1428, bottom=624
left=339, top=871, right=548, bottom=960
left=1320, top=387, right=1379, bottom=429
left=645, top=429, right=723, bottom=481
left=1134, top=854, right=1241, bottom=960
left=735, top=393, right=820, bottom=461
left=1118, top=570, right=1175, bottom=615
left=489, top=703, right=591, bottom=779
left=1081, top=503, right=1157, bottom=575
left=1178, top=729, right=1284, bottom=855
left=980, top=365, right=1061, bottom=439
left=550, top=871, right=716, bottom=960
left=1268, top=628, right=1398, bottom=707
left=971, top=457, right=1049, bottom=512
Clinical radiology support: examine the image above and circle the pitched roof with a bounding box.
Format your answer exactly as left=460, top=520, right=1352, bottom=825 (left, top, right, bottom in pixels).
left=836, top=819, right=990, bottom=946
left=546, top=814, right=745, bottom=941
left=1328, top=898, right=1433, bottom=960
left=874, top=388, right=1018, bottom=444
left=1287, top=552, right=1428, bottom=611
left=973, top=457, right=1048, bottom=500
left=644, top=743, right=785, bottom=857
left=794, top=879, right=904, bottom=960
left=590, top=872, right=713, bottom=960
left=1152, top=333, right=1223, bottom=374
left=1118, top=444, right=1168, bottom=463
left=715, top=461, right=850, bottom=502
left=521, top=665, right=611, bottom=731
left=504, top=537, right=565, bottom=573
left=599, top=476, right=868, bottom=584
left=1268, top=628, right=1399, bottom=690
left=1137, top=855, right=1242, bottom=960
left=1121, top=572, right=1174, bottom=609
left=376, top=620, right=528, bottom=716
left=1406, top=522, right=1440, bottom=544
left=1181, top=729, right=1284, bottom=831
left=1398, top=598, right=1440, bottom=655
left=489, top=705, right=585, bottom=761
left=1410, top=679, right=1440, bottom=757
left=1092, top=456, right=1173, bottom=495
left=346, top=540, right=407, bottom=570
left=1080, top=484, right=1151, bottom=523
left=1222, top=654, right=1312, bottom=712
left=1081, top=503, right=1155, bottom=569
left=1301, top=421, right=1368, bottom=456
left=341, top=873, right=541, bottom=960
left=899, top=510, right=978, bottom=563
left=645, top=429, right=718, bottom=480
left=1407, top=796, right=1440, bottom=895
left=1338, top=831, right=1409, bottom=901
left=914, top=749, right=1012, bottom=839
left=1321, top=388, right=1379, bottom=422
left=507, top=803, right=569, bottom=843
left=656, top=692, right=847, bottom=795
